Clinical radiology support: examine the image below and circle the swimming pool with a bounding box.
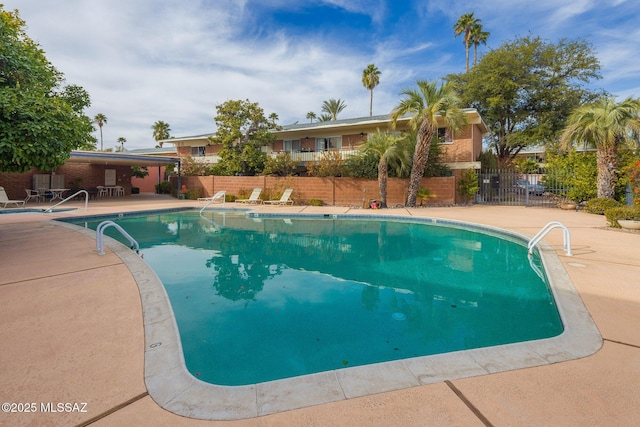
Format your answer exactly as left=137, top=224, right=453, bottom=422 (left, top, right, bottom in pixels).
left=59, top=208, right=601, bottom=420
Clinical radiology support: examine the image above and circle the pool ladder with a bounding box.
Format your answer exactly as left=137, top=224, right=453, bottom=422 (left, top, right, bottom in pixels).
left=528, top=221, right=572, bottom=256
left=95, top=220, right=139, bottom=256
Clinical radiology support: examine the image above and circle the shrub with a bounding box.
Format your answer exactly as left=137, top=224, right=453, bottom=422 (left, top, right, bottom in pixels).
left=584, top=198, right=621, bottom=215
left=131, top=187, right=140, bottom=194
left=155, top=181, right=172, bottom=194
left=309, top=198, right=323, bottom=206
left=604, top=206, right=640, bottom=228
left=224, top=194, right=236, bottom=202
left=186, top=187, right=204, bottom=200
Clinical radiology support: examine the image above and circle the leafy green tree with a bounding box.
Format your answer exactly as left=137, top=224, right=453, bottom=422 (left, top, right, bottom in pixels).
left=152, top=120, right=171, bottom=147
left=362, top=64, right=381, bottom=117
left=448, top=36, right=602, bottom=163
left=544, top=150, right=597, bottom=202
left=0, top=6, right=94, bottom=172
left=210, top=99, right=278, bottom=176
left=321, top=98, right=347, bottom=121
left=561, top=96, right=640, bottom=199
left=361, top=131, right=400, bottom=208
left=453, top=12, right=479, bottom=72
left=262, top=152, right=298, bottom=176
left=93, top=113, right=108, bottom=151
left=391, top=80, right=466, bottom=207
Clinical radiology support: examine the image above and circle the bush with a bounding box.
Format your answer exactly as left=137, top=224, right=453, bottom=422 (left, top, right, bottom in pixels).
left=584, top=198, right=622, bottom=215
left=309, top=199, right=323, bottom=206
left=604, top=206, right=640, bottom=228
left=224, top=194, right=236, bottom=202
left=131, top=187, right=140, bottom=194
left=155, top=181, right=172, bottom=194
left=186, top=187, right=204, bottom=200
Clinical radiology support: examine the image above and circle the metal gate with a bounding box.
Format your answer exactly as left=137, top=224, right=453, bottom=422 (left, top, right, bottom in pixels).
left=476, top=169, right=571, bottom=207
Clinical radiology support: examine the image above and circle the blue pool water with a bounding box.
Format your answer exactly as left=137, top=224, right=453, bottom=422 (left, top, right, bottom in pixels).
left=66, top=209, right=563, bottom=386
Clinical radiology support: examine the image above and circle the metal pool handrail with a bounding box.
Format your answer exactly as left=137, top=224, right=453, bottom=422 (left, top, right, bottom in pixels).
left=95, top=220, right=139, bottom=256
left=43, top=190, right=89, bottom=213
left=528, top=221, right=572, bottom=256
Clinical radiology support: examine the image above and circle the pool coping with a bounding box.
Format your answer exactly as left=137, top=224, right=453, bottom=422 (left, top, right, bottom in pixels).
left=56, top=211, right=602, bottom=421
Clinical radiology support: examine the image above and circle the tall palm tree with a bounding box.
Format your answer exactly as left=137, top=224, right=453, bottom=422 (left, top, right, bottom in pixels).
left=152, top=120, right=171, bottom=147
left=561, top=96, right=640, bottom=199
left=321, top=98, right=347, bottom=120
left=391, top=80, right=467, bottom=207
left=318, top=113, right=333, bottom=122
left=361, top=131, right=399, bottom=208
left=453, top=12, right=479, bottom=72
left=306, top=111, right=317, bottom=123
left=470, top=23, right=489, bottom=67
left=93, top=113, right=107, bottom=151
left=117, top=136, right=127, bottom=152
left=362, top=64, right=381, bottom=117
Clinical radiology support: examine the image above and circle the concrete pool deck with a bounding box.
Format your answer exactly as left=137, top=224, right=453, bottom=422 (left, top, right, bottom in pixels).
left=0, top=194, right=639, bottom=426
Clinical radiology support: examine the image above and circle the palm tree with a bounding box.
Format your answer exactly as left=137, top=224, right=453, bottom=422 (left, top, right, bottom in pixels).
left=93, top=113, right=107, bottom=151
left=321, top=98, right=347, bottom=120
left=152, top=120, right=171, bottom=147
left=561, top=96, right=640, bottom=199
left=306, top=112, right=317, bottom=123
left=470, top=23, right=489, bottom=67
left=361, top=131, right=399, bottom=208
left=117, top=136, right=127, bottom=152
left=362, top=64, right=381, bottom=117
left=318, top=113, right=333, bottom=122
left=453, top=12, right=479, bottom=72
left=391, top=80, right=467, bottom=207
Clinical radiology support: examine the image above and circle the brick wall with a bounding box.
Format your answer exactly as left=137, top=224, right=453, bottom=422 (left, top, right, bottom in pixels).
left=174, top=175, right=457, bottom=206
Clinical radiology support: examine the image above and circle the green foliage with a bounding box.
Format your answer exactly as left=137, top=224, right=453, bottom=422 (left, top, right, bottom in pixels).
left=584, top=198, right=622, bottom=215
left=514, top=158, right=539, bottom=174
left=543, top=150, right=597, bottom=202
left=0, top=7, right=95, bottom=172
left=152, top=120, right=171, bottom=144
left=224, top=194, right=236, bottom=202
left=458, top=169, right=479, bottom=204
left=210, top=99, right=277, bottom=176
left=309, top=199, right=323, bottom=206
left=155, top=181, right=172, bottom=194
left=179, top=155, right=208, bottom=176
left=416, top=187, right=435, bottom=206
left=262, top=152, right=298, bottom=176
left=131, top=166, right=149, bottom=179
left=307, top=150, right=345, bottom=177
left=448, top=35, right=602, bottom=162
left=604, top=206, right=640, bottom=228
left=478, top=150, right=499, bottom=171
left=321, top=98, right=347, bottom=120
left=344, top=150, right=379, bottom=178
left=186, top=187, right=204, bottom=200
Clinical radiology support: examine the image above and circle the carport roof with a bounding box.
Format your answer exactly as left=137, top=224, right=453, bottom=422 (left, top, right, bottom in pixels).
left=67, top=150, right=179, bottom=167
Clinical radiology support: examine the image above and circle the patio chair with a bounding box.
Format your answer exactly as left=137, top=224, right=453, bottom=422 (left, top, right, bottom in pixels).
left=0, top=186, right=26, bottom=207
left=237, top=188, right=263, bottom=204
left=264, top=188, right=294, bottom=205
left=198, top=190, right=226, bottom=204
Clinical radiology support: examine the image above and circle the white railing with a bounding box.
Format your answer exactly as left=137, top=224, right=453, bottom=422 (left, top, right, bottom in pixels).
left=528, top=221, right=572, bottom=256
left=95, top=220, right=140, bottom=256
left=43, top=190, right=89, bottom=213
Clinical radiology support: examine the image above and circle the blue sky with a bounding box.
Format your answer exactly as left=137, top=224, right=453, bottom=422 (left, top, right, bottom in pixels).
left=6, top=0, right=639, bottom=149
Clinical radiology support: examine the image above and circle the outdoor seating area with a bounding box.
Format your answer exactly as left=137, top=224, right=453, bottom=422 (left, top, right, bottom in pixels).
left=97, top=185, right=125, bottom=197
left=264, top=188, right=294, bottom=205
left=237, top=188, right=263, bottom=204
left=0, top=186, right=25, bottom=207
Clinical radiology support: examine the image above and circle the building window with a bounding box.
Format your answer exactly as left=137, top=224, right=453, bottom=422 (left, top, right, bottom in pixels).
left=437, top=128, right=453, bottom=144
left=191, top=146, right=206, bottom=157
left=284, top=139, right=301, bottom=152
left=315, top=136, right=342, bottom=151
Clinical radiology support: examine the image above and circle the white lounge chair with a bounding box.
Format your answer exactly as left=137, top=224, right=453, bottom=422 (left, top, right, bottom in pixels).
left=264, top=188, right=294, bottom=205
left=198, top=190, right=226, bottom=204
left=237, top=188, right=263, bottom=204
left=0, top=186, right=26, bottom=207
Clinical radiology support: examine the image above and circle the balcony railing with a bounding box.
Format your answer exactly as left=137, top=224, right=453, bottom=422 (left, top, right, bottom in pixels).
left=192, top=149, right=362, bottom=164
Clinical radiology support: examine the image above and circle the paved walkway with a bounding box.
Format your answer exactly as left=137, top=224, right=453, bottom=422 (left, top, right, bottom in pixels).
left=0, top=195, right=638, bottom=426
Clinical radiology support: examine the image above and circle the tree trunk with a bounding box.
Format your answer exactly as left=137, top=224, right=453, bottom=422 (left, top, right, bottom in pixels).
left=406, top=121, right=434, bottom=207
left=378, top=159, right=388, bottom=208
left=370, top=89, right=374, bottom=117
left=596, top=144, right=618, bottom=199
